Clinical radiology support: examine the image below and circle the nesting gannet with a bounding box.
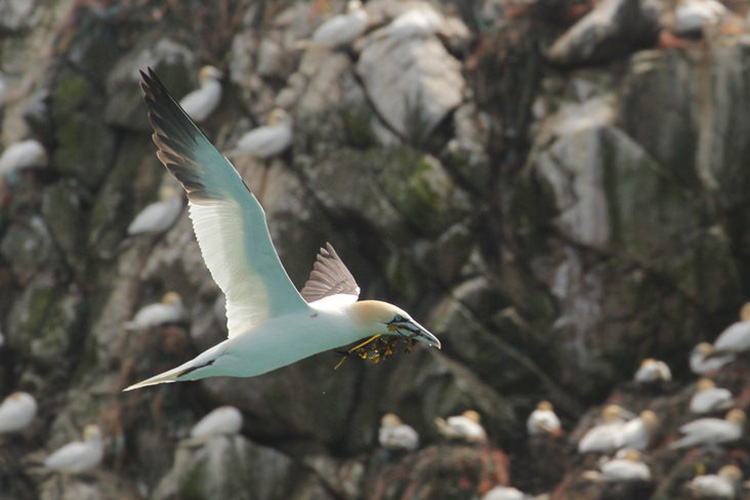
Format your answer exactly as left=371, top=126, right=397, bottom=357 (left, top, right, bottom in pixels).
left=690, top=378, right=733, bottom=414
left=44, top=425, right=104, bottom=474
left=669, top=409, right=745, bottom=449
left=178, top=65, right=223, bottom=123
left=124, top=292, right=184, bottom=330
left=583, top=449, right=651, bottom=482
left=378, top=413, right=419, bottom=452
left=0, top=392, right=37, bottom=434
left=713, top=303, right=750, bottom=355
left=301, top=0, right=368, bottom=50
left=123, top=69, right=440, bottom=391
left=377, top=5, right=444, bottom=41
left=435, top=410, right=487, bottom=443
left=687, top=464, right=742, bottom=498
left=674, top=0, right=728, bottom=34
left=127, top=186, right=183, bottom=236
left=526, top=400, right=562, bottom=437
left=615, top=410, right=659, bottom=451
left=0, top=139, right=47, bottom=177
left=190, top=406, right=243, bottom=439
left=229, top=109, right=293, bottom=159
left=481, top=485, right=526, bottom=500
left=577, top=405, right=630, bottom=454
left=634, top=358, right=672, bottom=384
left=690, top=342, right=735, bottom=375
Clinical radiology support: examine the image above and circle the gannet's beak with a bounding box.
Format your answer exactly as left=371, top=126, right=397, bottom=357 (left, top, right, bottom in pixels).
left=392, top=318, right=441, bottom=349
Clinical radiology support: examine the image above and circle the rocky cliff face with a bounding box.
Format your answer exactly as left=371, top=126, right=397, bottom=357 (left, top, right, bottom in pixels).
left=1, top=0, right=750, bottom=499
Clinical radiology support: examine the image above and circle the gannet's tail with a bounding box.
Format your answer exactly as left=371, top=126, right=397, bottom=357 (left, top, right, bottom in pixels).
left=123, top=345, right=223, bottom=391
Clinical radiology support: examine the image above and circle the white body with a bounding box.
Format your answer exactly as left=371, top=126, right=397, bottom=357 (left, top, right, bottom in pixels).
left=687, top=474, right=736, bottom=498
left=190, top=406, right=243, bottom=439
left=690, top=343, right=734, bottom=374
left=180, top=79, right=222, bottom=123
left=690, top=388, right=733, bottom=414
left=0, top=139, right=46, bottom=175
left=379, top=421, right=419, bottom=451
left=634, top=359, right=671, bottom=383
left=378, top=7, right=443, bottom=41
left=44, top=430, right=103, bottom=474
left=435, top=415, right=487, bottom=443
left=125, top=300, right=184, bottom=330
left=127, top=196, right=183, bottom=235
left=0, top=392, right=37, bottom=434
left=311, top=6, right=368, bottom=48
left=598, top=457, right=651, bottom=481
left=713, top=321, right=750, bottom=354
left=481, top=485, right=525, bottom=500
left=670, top=417, right=742, bottom=449
left=675, top=0, right=727, bottom=34
left=233, top=120, right=292, bottom=158
left=578, top=421, right=623, bottom=453
left=615, top=417, right=652, bottom=451
left=526, top=408, right=561, bottom=436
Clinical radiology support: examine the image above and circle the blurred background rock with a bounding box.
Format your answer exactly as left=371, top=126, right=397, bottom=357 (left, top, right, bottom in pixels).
left=1, top=0, right=750, bottom=498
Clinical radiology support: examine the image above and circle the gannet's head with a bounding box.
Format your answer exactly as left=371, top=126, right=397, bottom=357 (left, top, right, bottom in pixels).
left=537, top=400, right=554, bottom=412
left=697, top=377, right=716, bottom=391
left=718, top=464, right=742, bottom=481
left=381, top=413, right=403, bottom=428
left=267, top=108, right=292, bottom=127
left=83, top=424, right=102, bottom=442
left=602, top=404, right=629, bottom=422
left=622, top=449, right=643, bottom=462
left=462, top=410, right=481, bottom=423
left=740, top=302, right=750, bottom=321
left=726, top=409, right=746, bottom=424
left=161, top=292, right=182, bottom=306
left=199, top=65, right=223, bottom=83
left=347, top=0, right=364, bottom=12
left=693, top=342, right=713, bottom=356
left=349, top=300, right=441, bottom=349
left=639, top=410, right=659, bottom=431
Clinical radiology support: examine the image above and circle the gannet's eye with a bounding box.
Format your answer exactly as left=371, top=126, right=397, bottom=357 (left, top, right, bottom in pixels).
left=393, top=314, right=405, bottom=323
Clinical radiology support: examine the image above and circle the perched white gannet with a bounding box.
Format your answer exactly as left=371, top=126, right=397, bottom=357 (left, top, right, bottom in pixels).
left=124, top=69, right=440, bottom=391
left=435, top=410, right=487, bottom=443
left=229, top=109, right=293, bottom=159
left=378, top=413, right=419, bottom=452
left=376, top=6, right=444, bottom=41
left=124, top=292, right=184, bottom=330
left=713, top=303, right=750, bottom=355
left=674, top=0, right=728, bottom=34
left=526, top=400, right=562, bottom=437
left=669, top=409, right=745, bottom=449
left=615, top=410, right=659, bottom=451
left=690, top=342, right=735, bottom=375
left=634, top=358, right=672, bottom=384
left=127, top=186, right=183, bottom=236
left=690, top=378, right=733, bottom=414
left=577, top=405, right=630, bottom=454
left=44, top=425, right=104, bottom=474
left=0, top=139, right=47, bottom=177
left=0, top=392, right=37, bottom=434
left=302, top=0, right=368, bottom=50
left=687, top=464, right=742, bottom=498
left=178, top=65, right=223, bottom=123
left=583, top=449, right=651, bottom=482
left=190, top=406, right=243, bottom=439
left=481, top=485, right=526, bottom=500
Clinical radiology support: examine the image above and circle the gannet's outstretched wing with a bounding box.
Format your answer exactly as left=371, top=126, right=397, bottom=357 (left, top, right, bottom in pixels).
left=140, top=68, right=308, bottom=337
left=301, top=242, right=360, bottom=303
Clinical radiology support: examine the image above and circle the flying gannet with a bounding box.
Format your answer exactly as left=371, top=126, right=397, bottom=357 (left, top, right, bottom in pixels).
left=378, top=413, right=419, bottom=452
left=124, top=69, right=440, bottom=391
left=179, top=65, right=223, bottom=123
left=0, top=392, right=37, bottom=435
left=435, top=410, right=488, bottom=443
left=690, top=378, right=733, bottom=414
left=43, top=425, right=104, bottom=474
left=687, top=464, right=742, bottom=498
left=526, top=400, right=562, bottom=437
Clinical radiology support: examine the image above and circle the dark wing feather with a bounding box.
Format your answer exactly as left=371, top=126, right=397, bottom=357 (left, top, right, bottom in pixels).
left=301, top=243, right=360, bottom=302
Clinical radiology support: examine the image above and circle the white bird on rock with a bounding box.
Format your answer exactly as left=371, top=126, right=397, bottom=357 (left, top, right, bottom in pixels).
left=44, top=425, right=104, bottom=475
left=123, top=69, right=440, bottom=391
left=583, top=449, right=651, bottom=482
left=127, top=186, right=183, bottom=236
left=124, top=292, right=184, bottom=330
left=435, top=410, right=487, bottom=443
left=578, top=405, right=631, bottom=454
left=302, top=0, right=368, bottom=50
left=229, top=109, right=293, bottom=159
left=615, top=410, right=659, bottom=451
left=0, top=392, right=37, bottom=434
left=526, top=400, right=562, bottom=437
left=690, top=342, right=735, bottom=375
left=190, top=406, right=243, bottom=440
left=377, top=5, right=444, bottom=41
left=690, top=378, right=733, bottom=414
left=687, top=464, right=742, bottom=498
left=0, top=139, right=47, bottom=177
left=634, top=358, right=672, bottom=384
left=713, top=303, right=750, bottom=355
left=674, top=0, right=728, bottom=35
left=669, top=409, right=745, bottom=449
left=481, top=485, right=526, bottom=500
left=378, top=413, right=419, bottom=452
left=179, top=65, right=223, bottom=123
